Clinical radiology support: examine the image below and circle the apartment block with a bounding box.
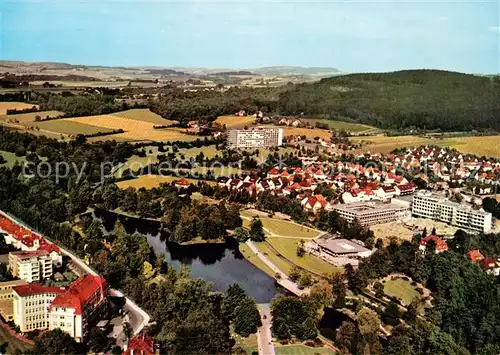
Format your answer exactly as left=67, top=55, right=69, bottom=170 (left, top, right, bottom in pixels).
left=9, top=250, right=53, bottom=283
left=12, top=283, right=64, bottom=332
left=227, top=128, right=283, bottom=149
left=333, top=200, right=411, bottom=226
left=412, top=191, right=492, bottom=233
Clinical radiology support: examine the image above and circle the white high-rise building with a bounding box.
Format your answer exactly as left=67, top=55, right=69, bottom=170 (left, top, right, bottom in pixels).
left=9, top=250, right=53, bottom=283
left=227, top=128, right=284, bottom=149
left=412, top=191, right=492, bottom=233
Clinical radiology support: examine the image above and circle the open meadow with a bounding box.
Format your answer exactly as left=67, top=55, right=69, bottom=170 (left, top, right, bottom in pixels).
left=0, top=102, right=39, bottom=115
left=383, top=277, right=420, bottom=305
left=215, top=115, right=256, bottom=128
left=116, top=174, right=216, bottom=189
left=351, top=135, right=500, bottom=158
left=281, top=126, right=332, bottom=139
left=25, top=119, right=115, bottom=136
left=0, top=110, right=64, bottom=123
left=110, top=108, right=173, bottom=125
left=303, top=118, right=378, bottom=134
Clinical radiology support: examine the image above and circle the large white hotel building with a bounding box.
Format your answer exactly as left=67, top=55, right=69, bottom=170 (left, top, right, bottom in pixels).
left=227, top=128, right=284, bottom=149
left=412, top=191, right=492, bottom=233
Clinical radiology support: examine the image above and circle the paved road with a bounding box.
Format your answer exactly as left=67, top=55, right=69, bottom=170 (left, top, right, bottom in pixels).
left=257, top=305, right=275, bottom=355
left=245, top=240, right=309, bottom=296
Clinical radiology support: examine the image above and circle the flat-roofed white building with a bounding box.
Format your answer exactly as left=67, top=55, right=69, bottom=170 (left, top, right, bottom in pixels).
left=227, top=128, right=283, bottom=149
left=9, top=250, right=53, bottom=283
left=306, top=236, right=373, bottom=266
left=12, top=283, right=64, bottom=332
left=412, top=191, right=492, bottom=233
left=333, top=200, right=411, bottom=226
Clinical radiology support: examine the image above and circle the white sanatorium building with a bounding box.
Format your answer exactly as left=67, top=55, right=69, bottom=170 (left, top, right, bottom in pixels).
left=412, top=190, right=492, bottom=233
left=227, top=128, right=284, bottom=149
left=332, top=200, right=411, bottom=226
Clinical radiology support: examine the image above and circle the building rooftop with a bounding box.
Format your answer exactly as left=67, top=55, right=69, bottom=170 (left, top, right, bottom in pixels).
left=317, top=238, right=370, bottom=254
left=124, top=333, right=155, bottom=355
left=13, top=283, right=65, bottom=297
left=50, top=275, right=107, bottom=315
left=10, top=250, right=49, bottom=259
left=333, top=200, right=409, bottom=215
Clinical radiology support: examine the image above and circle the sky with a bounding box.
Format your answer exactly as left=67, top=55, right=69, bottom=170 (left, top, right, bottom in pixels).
left=1, top=0, right=499, bottom=73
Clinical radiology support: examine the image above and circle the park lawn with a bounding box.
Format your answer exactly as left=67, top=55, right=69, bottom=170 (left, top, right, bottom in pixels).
left=26, top=119, right=115, bottom=136
left=383, top=278, right=420, bottom=305
left=266, top=237, right=341, bottom=277
left=215, top=115, right=256, bottom=128
left=0, top=110, right=64, bottom=123
left=351, top=135, right=500, bottom=158
left=304, top=118, right=377, bottom=133
left=239, top=243, right=276, bottom=277
left=254, top=241, right=294, bottom=275
left=178, top=146, right=220, bottom=159
left=111, top=108, right=173, bottom=125
left=115, top=174, right=216, bottom=190
left=261, top=219, right=319, bottom=239
left=0, top=325, right=33, bottom=353
left=114, top=155, right=159, bottom=178
left=275, top=344, right=335, bottom=355
left=231, top=325, right=259, bottom=354
left=0, top=102, right=39, bottom=115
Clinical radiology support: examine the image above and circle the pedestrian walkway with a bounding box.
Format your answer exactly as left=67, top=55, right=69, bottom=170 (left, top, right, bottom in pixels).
left=246, top=240, right=309, bottom=296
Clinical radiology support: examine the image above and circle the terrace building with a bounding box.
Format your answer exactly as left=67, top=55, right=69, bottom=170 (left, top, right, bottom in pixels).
left=9, top=250, right=53, bottom=283
left=0, top=280, right=28, bottom=321
left=412, top=191, right=492, bottom=233
left=332, top=200, right=411, bottom=226
left=227, top=128, right=283, bottom=149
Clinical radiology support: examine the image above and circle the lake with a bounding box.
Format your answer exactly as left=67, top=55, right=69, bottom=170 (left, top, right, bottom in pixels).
left=92, top=208, right=280, bottom=303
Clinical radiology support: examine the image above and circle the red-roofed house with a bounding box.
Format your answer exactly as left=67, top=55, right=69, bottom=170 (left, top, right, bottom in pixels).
left=13, top=283, right=65, bottom=332
left=466, top=249, right=485, bottom=263
left=48, top=275, right=108, bottom=342
left=419, top=235, right=448, bottom=254
left=175, top=178, right=191, bottom=189
left=123, top=332, right=159, bottom=355
left=479, top=257, right=500, bottom=276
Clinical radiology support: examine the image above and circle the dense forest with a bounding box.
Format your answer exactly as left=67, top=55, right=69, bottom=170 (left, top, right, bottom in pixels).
left=277, top=70, right=500, bottom=131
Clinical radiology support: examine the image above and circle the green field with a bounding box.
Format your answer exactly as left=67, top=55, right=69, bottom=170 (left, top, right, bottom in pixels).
left=241, top=213, right=319, bottom=239
left=275, top=344, right=335, bottom=355
left=0, top=150, right=27, bottom=169
left=239, top=243, right=276, bottom=277
left=231, top=325, right=259, bottom=354
left=267, top=237, right=341, bottom=277
left=0, top=110, right=65, bottom=123
left=178, top=146, right=220, bottom=159
left=254, top=241, right=294, bottom=275
left=0, top=325, right=33, bottom=353
left=111, top=108, right=173, bottom=125
left=304, top=118, right=378, bottom=133
left=383, top=278, right=420, bottom=305
left=25, top=119, right=115, bottom=136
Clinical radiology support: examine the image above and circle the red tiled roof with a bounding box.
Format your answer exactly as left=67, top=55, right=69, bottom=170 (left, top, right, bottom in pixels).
left=49, top=275, right=107, bottom=315
left=124, top=333, right=155, bottom=355
left=175, top=178, right=190, bottom=186
left=268, top=168, right=279, bottom=175
left=10, top=250, right=49, bottom=259
left=13, top=283, right=65, bottom=297
left=479, top=257, right=498, bottom=270
left=0, top=216, right=47, bottom=248
left=467, top=249, right=485, bottom=263
left=39, top=244, right=60, bottom=254
left=419, top=235, right=448, bottom=251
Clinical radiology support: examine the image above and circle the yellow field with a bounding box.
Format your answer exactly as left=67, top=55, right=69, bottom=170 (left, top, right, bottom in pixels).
left=215, top=115, right=256, bottom=128
left=0, top=110, right=64, bottom=123
left=60, top=114, right=196, bottom=142
left=281, top=127, right=331, bottom=139
left=115, top=174, right=216, bottom=189
left=110, top=109, right=173, bottom=125
left=351, top=135, right=500, bottom=158
left=0, top=102, right=39, bottom=115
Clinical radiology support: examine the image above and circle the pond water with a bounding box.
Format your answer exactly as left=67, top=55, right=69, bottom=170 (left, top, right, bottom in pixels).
left=92, top=208, right=280, bottom=303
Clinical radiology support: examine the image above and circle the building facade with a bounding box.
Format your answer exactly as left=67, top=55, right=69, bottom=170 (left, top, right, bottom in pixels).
left=9, top=250, right=53, bottom=282
left=412, top=191, right=492, bottom=233
left=227, top=128, right=283, bottom=149
left=12, top=283, right=64, bottom=332
left=48, top=275, right=108, bottom=342
left=0, top=280, right=28, bottom=321
left=333, top=200, right=411, bottom=226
